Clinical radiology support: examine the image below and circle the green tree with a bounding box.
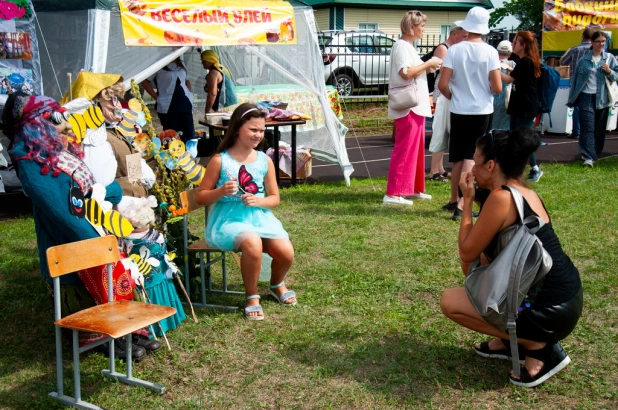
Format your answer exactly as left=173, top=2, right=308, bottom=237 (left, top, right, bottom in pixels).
left=489, top=0, right=544, bottom=35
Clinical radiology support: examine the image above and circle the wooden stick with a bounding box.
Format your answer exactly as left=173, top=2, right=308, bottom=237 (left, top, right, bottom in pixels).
left=174, top=274, right=198, bottom=323
left=139, top=288, right=158, bottom=340
left=139, top=279, right=171, bottom=351
left=67, top=73, right=72, bottom=101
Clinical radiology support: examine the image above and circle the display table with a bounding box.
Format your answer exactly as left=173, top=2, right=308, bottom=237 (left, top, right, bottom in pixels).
left=542, top=78, right=617, bottom=133
left=198, top=119, right=307, bottom=186
left=233, top=84, right=342, bottom=132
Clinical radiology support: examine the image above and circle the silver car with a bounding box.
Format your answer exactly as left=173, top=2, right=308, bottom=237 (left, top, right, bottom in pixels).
left=319, top=30, right=395, bottom=97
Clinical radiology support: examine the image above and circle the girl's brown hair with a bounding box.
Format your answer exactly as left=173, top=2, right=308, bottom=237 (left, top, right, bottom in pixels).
left=216, top=102, right=267, bottom=153
left=515, top=31, right=541, bottom=78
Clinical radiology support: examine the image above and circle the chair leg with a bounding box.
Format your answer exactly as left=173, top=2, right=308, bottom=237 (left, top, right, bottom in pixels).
left=126, top=335, right=133, bottom=379
left=206, top=252, right=212, bottom=292
left=222, top=251, right=228, bottom=292
left=50, top=330, right=104, bottom=410
left=54, top=326, right=63, bottom=396
left=102, top=334, right=166, bottom=394
left=200, top=252, right=206, bottom=306
left=73, top=330, right=81, bottom=402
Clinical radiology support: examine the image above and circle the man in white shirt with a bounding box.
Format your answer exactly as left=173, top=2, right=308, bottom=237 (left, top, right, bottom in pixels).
left=438, top=6, right=502, bottom=220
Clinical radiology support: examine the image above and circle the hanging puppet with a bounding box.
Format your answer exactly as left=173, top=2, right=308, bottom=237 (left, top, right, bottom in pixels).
left=61, top=72, right=154, bottom=198
left=118, top=195, right=190, bottom=335
left=2, top=93, right=158, bottom=359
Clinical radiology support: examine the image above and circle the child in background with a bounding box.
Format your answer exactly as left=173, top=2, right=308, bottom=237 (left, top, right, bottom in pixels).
left=196, top=103, right=297, bottom=320
left=492, top=40, right=515, bottom=130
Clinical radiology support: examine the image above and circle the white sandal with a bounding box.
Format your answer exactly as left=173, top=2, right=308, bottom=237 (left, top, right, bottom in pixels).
left=268, top=282, right=297, bottom=306
left=244, top=295, right=264, bottom=320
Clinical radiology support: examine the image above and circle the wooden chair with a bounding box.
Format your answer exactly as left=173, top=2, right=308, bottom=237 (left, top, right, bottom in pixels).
left=47, top=236, right=176, bottom=410
left=180, top=188, right=243, bottom=312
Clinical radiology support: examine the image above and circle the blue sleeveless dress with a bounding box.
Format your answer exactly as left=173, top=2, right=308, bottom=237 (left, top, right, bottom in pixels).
left=206, top=151, right=289, bottom=251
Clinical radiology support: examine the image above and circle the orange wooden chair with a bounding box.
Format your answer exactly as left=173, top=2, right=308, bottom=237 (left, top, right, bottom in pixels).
left=47, top=235, right=176, bottom=409
left=180, top=188, right=243, bottom=311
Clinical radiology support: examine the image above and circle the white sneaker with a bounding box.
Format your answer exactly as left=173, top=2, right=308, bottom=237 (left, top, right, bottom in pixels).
left=411, top=192, right=432, bottom=200
left=583, top=159, right=594, bottom=167
left=383, top=195, right=413, bottom=206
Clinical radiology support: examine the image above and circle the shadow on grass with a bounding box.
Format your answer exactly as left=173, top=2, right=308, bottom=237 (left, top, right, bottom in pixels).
left=280, top=331, right=509, bottom=402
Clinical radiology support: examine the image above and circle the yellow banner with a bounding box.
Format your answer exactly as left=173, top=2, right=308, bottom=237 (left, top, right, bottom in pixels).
left=118, top=0, right=297, bottom=46
left=543, top=0, right=618, bottom=52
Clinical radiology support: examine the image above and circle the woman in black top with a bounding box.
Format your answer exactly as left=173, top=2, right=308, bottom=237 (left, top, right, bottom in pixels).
left=440, top=128, right=583, bottom=388
left=500, top=31, right=544, bottom=183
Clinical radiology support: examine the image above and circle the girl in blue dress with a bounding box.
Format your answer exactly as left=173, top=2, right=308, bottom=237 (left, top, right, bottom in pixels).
left=196, top=103, right=297, bottom=320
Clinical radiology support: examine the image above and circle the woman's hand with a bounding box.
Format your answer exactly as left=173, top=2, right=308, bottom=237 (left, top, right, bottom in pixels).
left=428, top=57, right=442, bottom=70
left=459, top=171, right=475, bottom=200
left=241, top=193, right=259, bottom=207
left=222, top=180, right=238, bottom=196
left=602, top=62, right=611, bottom=74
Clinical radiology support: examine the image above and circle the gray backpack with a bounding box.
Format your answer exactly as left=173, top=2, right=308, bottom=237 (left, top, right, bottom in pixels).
left=464, top=186, right=553, bottom=375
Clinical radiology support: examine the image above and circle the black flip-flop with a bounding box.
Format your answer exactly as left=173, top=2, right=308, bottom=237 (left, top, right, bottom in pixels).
left=429, top=173, right=449, bottom=182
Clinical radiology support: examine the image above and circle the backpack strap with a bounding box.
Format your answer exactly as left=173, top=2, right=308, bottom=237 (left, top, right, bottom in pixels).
left=503, top=185, right=546, bottom=234
left=502, top=185, right=547, bottom=376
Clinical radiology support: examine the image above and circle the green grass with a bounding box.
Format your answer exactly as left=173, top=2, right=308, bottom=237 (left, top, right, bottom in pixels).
left=340, top=103, right=393, bottom=136
left=1, top=158, right=617, bottom=409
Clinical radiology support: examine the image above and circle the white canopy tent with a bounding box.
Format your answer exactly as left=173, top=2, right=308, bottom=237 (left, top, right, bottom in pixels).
left=33, top=0, right=353, bottom=183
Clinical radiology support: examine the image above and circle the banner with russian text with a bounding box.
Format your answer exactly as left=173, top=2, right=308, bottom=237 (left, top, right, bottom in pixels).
left=118, top=0, right=297, bottom=46
left=543, top=0, right=618, bottom=54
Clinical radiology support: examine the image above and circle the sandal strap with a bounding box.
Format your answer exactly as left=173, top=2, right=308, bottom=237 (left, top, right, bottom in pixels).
left=269, top=282, right=285, bottom=290
left=246, top=295, right=261, bottom=301
left=277, top=290, right=296, bottom=302
left=524, top=342, right=554, bottom=361
left=244, top=304, right=263, bottom=313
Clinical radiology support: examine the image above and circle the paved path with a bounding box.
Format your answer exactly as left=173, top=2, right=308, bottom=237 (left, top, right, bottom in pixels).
left=310, top=132, right=618, bottom=182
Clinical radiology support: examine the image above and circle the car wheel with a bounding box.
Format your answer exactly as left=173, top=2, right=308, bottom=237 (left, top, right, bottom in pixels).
left=333, top=73, right=354, bottom=97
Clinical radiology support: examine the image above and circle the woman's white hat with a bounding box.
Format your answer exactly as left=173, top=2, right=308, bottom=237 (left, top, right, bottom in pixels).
left=460, top=7, right=490, bottom=35
left=497, top=40, right=513, bottom=53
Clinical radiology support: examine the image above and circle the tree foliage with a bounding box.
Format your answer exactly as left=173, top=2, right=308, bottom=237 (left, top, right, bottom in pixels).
left=489, top=0, right=544, bottom=35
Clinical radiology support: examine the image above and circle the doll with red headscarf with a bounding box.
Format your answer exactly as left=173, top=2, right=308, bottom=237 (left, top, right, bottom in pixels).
left=2, top=93, right=159, bottom=360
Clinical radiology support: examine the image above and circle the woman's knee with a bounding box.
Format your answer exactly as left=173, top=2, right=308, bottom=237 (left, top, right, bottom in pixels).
left=440, top=288, right=459, bottom=318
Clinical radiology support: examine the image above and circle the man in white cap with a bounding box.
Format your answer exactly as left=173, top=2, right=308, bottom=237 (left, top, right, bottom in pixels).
left=438, top=6, right=502, bottom=220
left=427, top=20, right=468, bottom=182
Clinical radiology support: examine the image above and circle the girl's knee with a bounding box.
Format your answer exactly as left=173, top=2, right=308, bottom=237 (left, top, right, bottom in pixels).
left=239, top=235, right=262, bottom=257
left=267, top=239, right=294, bottom=262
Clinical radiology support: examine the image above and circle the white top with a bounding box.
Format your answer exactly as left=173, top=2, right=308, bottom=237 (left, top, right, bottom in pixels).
left=148, top=61, right=194, bottom=114
left=443, top=41, right=500, bottom=115
left=583, top=55, right=601, bottom=94
left=388, top=39, right=432, bottom=119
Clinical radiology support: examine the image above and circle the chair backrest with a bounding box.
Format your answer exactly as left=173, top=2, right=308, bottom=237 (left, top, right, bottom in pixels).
left=180, top=188, right=204, bottom=214
left=46, top=236, right=121, bottom=278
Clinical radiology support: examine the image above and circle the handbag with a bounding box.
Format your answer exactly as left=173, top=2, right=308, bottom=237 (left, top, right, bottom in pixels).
left=429, top=95, right=449, bottom=153
left=504, top=83, right=512, bottom=109
left=388, top=80, right=418, bottom=111
left=605, top=55, right=618, bottom=104
left=464, top=186, right=553, bottom=376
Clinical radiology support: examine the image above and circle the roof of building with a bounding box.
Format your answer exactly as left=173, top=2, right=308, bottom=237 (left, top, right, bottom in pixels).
left=32, top=0, right=312, bottom=12
left=304, top=0, right=494, bottom=9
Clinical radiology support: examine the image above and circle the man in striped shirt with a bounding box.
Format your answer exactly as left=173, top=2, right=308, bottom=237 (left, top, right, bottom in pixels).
left=560, top=27, right=594, bottom=139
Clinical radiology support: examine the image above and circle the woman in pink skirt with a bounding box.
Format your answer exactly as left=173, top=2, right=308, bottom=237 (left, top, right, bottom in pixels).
left=384, top=10, right=442, bottom=206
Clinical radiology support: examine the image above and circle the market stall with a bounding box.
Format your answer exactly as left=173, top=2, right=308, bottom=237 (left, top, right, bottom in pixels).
left=30, top=0, right=353, bottom=184
left=542, top=0, right=618, bottom=133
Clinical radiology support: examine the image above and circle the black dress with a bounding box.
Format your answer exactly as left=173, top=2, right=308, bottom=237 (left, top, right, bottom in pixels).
left=482, top=189, right=583, bottom=342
